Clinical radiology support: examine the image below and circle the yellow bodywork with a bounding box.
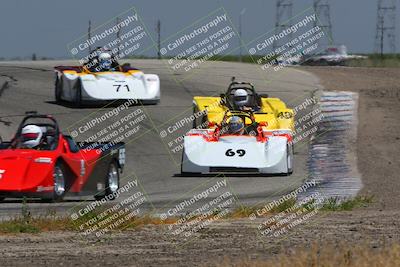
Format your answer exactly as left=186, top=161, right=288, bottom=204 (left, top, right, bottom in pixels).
left=61, top=68, right=142, bottom=76
left=193, top=96, right=294, bottom=131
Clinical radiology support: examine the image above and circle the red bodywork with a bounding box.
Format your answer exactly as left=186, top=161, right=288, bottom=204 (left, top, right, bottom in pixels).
left=0, top=114, right=124, bottom=199
left=0, top=135, right=99, bottom=194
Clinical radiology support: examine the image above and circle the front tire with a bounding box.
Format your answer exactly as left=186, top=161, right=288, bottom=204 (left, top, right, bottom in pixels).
left=42, top=161, right=66, bottom=202
left=180, top=148, right=201, bottom=176
left=55, top=77, right=62, bottom=103
left=95, top=161, right=120, bottom=201
left=106, top=161, right=119, bottom=196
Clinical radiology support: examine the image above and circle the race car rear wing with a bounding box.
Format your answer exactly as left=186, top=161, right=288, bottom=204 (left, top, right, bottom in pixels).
left=0, top=142, right=11, bottom=150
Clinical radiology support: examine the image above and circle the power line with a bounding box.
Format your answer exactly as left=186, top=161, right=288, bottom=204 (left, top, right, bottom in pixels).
left=313, top=0, right=333, bottom=48
left=116, top=17, right=121, bottom=57
left=88, top=20, right=92, bottom=54
left=156, top=20, right=161, bottom=59
left=374, top=0, right=396, bottom=55
left=273, top=0, right=293, bottom=52
left=239, top=8, right=246, bottom=62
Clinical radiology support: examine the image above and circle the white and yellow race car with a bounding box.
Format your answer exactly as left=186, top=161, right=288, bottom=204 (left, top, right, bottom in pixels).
left=192, top=78, right=294, bottom=132
left=54, top=51, right=160, bottom=106
left=181, top=79, right=295, bottom=175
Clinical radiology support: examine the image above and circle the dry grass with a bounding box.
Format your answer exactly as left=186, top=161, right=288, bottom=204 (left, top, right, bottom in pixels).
left=219, top=243, right=400, bottom=267
left=0, top=213, right=180, bottom=234
left=0, top=195, right=374, bottom=234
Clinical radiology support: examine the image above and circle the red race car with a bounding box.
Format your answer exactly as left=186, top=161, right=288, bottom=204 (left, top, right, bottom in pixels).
left=0, top=112, right=125, bottom=201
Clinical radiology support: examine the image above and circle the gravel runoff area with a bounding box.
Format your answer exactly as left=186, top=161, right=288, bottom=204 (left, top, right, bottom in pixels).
left=1, top=66, right=400, bottom=267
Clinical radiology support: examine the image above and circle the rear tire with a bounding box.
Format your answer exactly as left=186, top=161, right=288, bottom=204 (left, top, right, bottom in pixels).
left=74, top=81, right=82, bottom=107
left=286, top=143, right=294, bottom=175
left=180, top=172, right=202, bottom=176
left=55, top=77, right=62, bottom=103
left=180, top=148, right=186, bottom=174
left=148, top=99, right=160, bottom=105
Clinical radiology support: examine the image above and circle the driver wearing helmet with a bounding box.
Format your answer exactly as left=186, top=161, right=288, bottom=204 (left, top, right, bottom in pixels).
left=233, top=89, right=260, bottom=111
left=20, top=125, right=44, bottom=149
left=228, top=116, right=245, bottom=135
left=97, top=52, right=117, bottom=72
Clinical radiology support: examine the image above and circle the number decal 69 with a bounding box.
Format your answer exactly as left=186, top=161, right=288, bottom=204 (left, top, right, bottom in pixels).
left=225, top=149, right=246, bottom=157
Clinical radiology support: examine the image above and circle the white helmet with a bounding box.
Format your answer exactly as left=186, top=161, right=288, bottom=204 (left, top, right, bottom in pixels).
left=21, top=125, right=43, bottom=148
left=99, top=52, right=112, bottom=70
left=233, top=89, right=249, bottom=107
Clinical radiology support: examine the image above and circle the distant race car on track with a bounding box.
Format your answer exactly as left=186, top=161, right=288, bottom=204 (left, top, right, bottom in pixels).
left=192, top=77, right=294, bottom=132
left=181, top=110, right=293, bottom=175
left=0, top=112, right=125, bottom=201
left=54, top=48, right=160, bottom=106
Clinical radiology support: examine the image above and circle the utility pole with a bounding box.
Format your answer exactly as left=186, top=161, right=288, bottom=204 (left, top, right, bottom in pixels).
left=239, top=8, right=246, bottom=62
left=313, top=0, right=333, bottom=49
left=156, top=20, right=161, bottom=59
left=88, top=20, right=92, bottom=54
left=116, top=17, right=121, bottom=58
left=273, top=0, right=293, bottom=52
left=375, top=0, right=396, bottom=57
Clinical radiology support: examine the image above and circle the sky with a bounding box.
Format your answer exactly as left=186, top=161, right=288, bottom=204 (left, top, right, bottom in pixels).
left=0, top=0, right=395, bottom=59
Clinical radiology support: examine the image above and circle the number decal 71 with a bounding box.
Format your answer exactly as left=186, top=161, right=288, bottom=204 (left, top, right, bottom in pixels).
left=113, top=84, right=130, bottom=92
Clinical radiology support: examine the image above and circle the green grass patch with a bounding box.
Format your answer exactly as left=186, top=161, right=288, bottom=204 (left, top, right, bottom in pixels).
left=320, top=195, right=374, bottom=211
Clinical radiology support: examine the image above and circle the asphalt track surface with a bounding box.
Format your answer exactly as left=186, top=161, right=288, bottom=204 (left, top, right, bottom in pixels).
left=0, top=60, right=321, bottom=219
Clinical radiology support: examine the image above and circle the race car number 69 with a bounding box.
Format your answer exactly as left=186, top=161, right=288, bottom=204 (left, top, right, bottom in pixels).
left=225, top=149, right=246, bottom=157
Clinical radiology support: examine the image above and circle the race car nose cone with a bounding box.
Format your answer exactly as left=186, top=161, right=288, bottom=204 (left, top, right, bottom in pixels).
left=219, top=136, right=256, bottom=143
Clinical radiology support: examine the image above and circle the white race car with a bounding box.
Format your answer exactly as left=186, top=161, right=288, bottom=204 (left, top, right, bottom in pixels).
left=181, top=111, right=293, bottom=175
left=54, top=60, right=160, bottom=106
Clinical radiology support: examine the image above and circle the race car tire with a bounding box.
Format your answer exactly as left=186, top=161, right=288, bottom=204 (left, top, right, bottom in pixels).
left=55, top=77, right=62, bottom=103
left=0, top=197, right=5, bottom=202
left=42, top=161, right=66, bottom=202
left=143, top=99, right=160, bottom=105
left=286, top=143, right=294, bottom=175
left=192, top=105, right=198, bottom=128
left=318, top=59, right=328, bottom=66
left=192, top=106, right=207, bottom=129
left=74, top=81, right=82, bottom=107
left=180, top=148, right=201, bottom=176
left=95, top=161, right=120, bottom=201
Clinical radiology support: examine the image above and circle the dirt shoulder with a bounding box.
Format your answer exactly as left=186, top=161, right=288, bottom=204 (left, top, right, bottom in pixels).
left=0, top=66, right=399, bottom=267
left=304, top=66, right=400, bottom=211
left=0, top=210, right=399, bottom=267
